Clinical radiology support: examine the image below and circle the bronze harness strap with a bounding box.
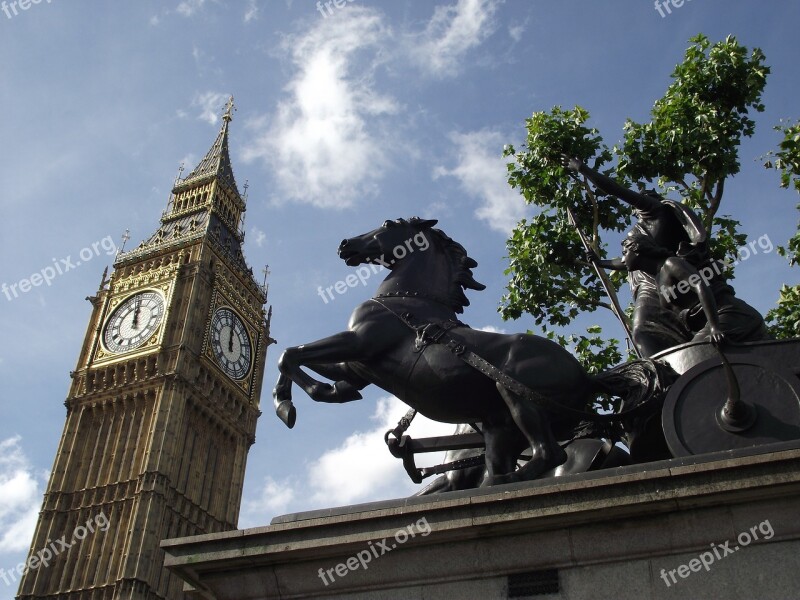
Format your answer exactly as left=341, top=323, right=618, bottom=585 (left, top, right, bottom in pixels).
left=372, top=297, right=667, bottom=482
left=371, top=298, right=653, bottom=423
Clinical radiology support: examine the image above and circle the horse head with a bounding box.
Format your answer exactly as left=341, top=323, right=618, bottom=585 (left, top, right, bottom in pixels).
left=338, top=217, right=438, bottom=267
left=339, top=217, right=485, bottom=313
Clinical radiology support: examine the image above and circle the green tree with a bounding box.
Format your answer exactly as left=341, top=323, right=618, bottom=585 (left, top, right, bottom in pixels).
left=502, top=106, right=628, bottom=378
left=764, top=120, right=800, bottom=338
left=619, top=34, right=769, bottom=264
left=503, top=35, right=773, bottom=374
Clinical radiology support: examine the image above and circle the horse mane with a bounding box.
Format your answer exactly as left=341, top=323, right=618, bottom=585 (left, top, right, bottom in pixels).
left=401, top=218, right=486, bottom=313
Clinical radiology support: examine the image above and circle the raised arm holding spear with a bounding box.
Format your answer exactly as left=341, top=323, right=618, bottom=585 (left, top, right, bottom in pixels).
left=560, top=154, right=695, bottom=357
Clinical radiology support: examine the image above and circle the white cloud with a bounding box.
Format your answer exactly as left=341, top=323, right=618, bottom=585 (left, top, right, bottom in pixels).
left=239, top=476, right=296, bottom=527
left=175, top=154, right=197, bottom=177
left=242, top=8, right=398, bottom=209
left=307, top=396, right=455, bottom=506
left=191, top=91, right=230, bottom=125
left=176, top=0, right=205, bottom=17
left=410, top=0, right=501, bottom=77
left=0, top=437, right=44, bottom=553
left=508, top=23, right=525, bottom=42
left=244, top=0, right=259, bottom=22
left=190, top=47, right=222, bottom=78
left=479, top=325, right=506, bottom=334
left=434, top=129, right=525, bottom=233
left=250, top=227, right=266, bottom=247
left=237, top=394, right=476, bottom=521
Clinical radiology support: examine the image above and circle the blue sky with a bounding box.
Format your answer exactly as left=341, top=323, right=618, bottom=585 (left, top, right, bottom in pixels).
left=1, top=0, right=799, bottom=578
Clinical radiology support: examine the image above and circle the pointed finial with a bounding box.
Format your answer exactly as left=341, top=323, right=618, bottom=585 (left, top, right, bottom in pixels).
left=98, top=266, right=109, bottom=291
left=223, top=95, right=235, bottom=123
left=243, top=179, right=249, bottom=198
left=174, top=162, right=185, bottom=186
left=261, top=265, right=270, bottom=300
left=118, top=229, right=131, bottom=256
left=165, top=163, right=185, bottom=214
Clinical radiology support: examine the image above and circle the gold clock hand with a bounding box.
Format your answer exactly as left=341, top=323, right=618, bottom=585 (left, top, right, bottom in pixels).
left=132, top=295, right=141, bottom=329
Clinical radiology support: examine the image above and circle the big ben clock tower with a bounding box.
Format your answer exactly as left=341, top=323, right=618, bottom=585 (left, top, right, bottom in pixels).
left=17, top=98, right=272, bottom=600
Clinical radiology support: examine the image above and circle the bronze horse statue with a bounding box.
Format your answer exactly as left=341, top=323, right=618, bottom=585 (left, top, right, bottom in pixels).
left=274, top=218, right=664, bottom=486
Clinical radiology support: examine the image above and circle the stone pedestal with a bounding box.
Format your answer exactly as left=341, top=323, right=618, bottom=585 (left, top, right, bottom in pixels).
left=162, top=440, right=800, bottom=599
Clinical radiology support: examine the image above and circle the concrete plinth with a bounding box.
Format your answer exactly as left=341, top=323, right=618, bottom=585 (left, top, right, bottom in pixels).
left=162, top=441, right=800, bottom=599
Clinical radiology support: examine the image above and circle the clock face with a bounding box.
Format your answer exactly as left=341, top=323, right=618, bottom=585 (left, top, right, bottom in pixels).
left=210, top=307, right=252, bottom=380
left=104, top=291, right=165, bottom=353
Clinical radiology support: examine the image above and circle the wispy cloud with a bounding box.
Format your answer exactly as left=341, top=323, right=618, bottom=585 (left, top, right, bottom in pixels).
left=244, top=0, right=259, bottom=22
left=239, top=476, right=296, bottom=526
left=249, top=227, right=266, bottom=247
left=434, top=129, right=525, bottom=233
left=508, top=22, right=525, bottom=42
left=190, top=46, right=222, bottom=78
left=0, top=437, right=44, bottom=554
left=242, top=7, right=398, bottom=209
left=191, top=91, right=230, bottom=125
left=176, top=0, right=206, bottom=17
left=410, top=0, right=501, bottom=77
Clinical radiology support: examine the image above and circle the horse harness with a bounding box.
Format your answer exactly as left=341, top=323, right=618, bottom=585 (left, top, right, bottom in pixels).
left=372, top=296, right=651, bottom=482
left=371, top=297, right=644, bottom=423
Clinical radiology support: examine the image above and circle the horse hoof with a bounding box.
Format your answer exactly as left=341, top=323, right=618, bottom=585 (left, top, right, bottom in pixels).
left=276, top=401, right=296, bottom=428
left=514, top=451, right=567, bottom=482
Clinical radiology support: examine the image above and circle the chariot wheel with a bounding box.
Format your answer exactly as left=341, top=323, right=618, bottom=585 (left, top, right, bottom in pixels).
left=662, top=355, right=800, bottom=457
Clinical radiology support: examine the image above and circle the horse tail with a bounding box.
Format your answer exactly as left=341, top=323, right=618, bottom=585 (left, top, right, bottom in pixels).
left=590, top=359, right=678, bottom=413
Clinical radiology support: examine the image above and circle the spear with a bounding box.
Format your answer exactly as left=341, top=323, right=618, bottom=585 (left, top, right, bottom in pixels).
left=563, top=203, right=641, bottom=359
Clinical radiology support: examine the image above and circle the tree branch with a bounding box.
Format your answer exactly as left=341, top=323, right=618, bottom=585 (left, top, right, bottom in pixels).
left=706, top=178, right=725, bottom=231
left=699, top=174, right=710, bottom=207
left=676, top=178, right=692, bottom=194
left=590, top=182, right=601, bottom=247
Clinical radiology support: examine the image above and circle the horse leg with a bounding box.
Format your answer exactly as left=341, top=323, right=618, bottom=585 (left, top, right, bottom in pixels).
left=305, top=362, right=369, bottom=402
left=274, top=331, right=377, bottom=427
left=276, top=331, right=370, bottom=403
left=495, top=383, right=567, bottom=482
left=480, top=422, right=525, bottom=486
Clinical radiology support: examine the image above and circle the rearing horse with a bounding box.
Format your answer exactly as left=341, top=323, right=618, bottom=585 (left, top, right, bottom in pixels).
left=274, top=218, right=655, bottom=485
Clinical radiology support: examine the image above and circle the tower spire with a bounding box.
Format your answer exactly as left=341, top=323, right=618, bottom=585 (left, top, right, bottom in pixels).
left=120, top=97, right=252, bottom=278
left=223, top=95, right=235, bottom=123
left=176, top=94, right=239, bottom=194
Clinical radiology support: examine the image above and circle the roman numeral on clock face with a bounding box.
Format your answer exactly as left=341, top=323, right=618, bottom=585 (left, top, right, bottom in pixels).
left=210, top=307, right=252, bottom=379
left=103, top=291, right=165, bottom=354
